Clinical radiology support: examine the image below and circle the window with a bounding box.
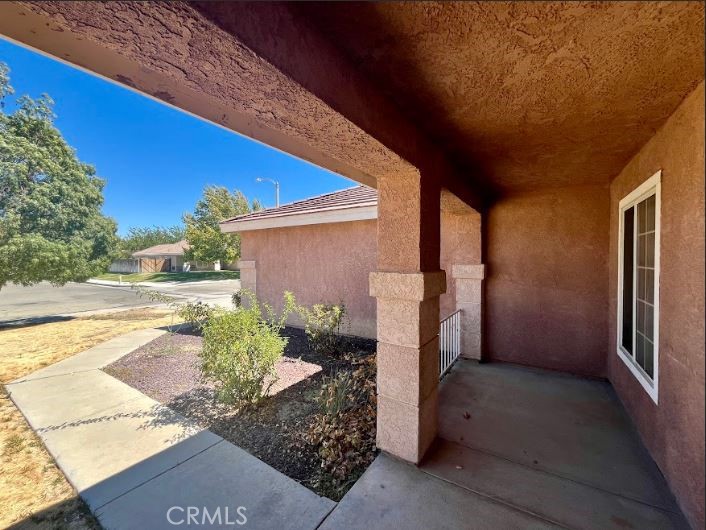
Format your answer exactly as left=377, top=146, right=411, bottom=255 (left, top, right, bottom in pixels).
left=617, top=170, right=661, bottom=403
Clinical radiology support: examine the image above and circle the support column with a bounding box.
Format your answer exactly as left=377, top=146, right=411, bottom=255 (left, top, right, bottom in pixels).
left=237, top=260, right=257, bottom=297
left=371, top=172, right=445, bottom=463
left=452, top=264, right=485, bottom=360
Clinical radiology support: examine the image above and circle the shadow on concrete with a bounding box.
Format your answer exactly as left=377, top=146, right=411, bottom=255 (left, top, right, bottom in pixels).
left=36, top=401, right=200, bottom=445
left=8, top=435, right=334, bottom=530
left=0, top=315, right=75, bottom=329
left=6, top=495, right=99, bottom=529
left=427, top=360, right=690, bottom=529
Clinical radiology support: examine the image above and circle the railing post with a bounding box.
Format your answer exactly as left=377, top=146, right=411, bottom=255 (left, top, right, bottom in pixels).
left=439, top=309, right=463, bottom=379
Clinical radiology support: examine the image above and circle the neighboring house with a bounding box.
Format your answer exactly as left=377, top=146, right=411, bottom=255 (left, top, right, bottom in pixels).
left=222, top=186, right=380, bottom=338
left=129, top=240, right=229, bottom=273
left=7, top=4, right=704, bottom=528
left=132, top=240, right=189, bottom=273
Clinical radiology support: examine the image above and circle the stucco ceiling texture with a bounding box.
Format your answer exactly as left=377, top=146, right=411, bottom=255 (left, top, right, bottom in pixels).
left=299, top=2, right=705, bottom=193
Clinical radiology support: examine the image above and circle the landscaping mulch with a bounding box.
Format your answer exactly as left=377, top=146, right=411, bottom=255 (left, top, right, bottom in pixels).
left=104, top=327, right=376, bottom=500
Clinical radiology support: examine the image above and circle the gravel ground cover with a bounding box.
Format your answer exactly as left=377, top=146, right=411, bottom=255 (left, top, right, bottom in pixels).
left=104, top=327, right=376, bottom=498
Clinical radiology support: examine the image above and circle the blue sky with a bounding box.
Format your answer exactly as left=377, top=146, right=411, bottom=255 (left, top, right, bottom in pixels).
left=0, top=37, right=353, bottom=235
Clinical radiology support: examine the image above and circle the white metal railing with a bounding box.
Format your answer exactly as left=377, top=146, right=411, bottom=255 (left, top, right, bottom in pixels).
left=439, top=309, right=462, bottom=379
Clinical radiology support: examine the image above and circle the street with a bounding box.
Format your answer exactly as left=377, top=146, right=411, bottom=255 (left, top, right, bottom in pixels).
left=0, top=280, right=240, bottom=324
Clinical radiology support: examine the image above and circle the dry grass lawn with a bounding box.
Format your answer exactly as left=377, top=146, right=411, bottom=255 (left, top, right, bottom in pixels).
left=0, top=308, right=178, bottom=529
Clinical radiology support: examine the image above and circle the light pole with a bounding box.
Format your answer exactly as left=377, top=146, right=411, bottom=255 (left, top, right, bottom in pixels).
left=255, top=177, right=280, bottom=207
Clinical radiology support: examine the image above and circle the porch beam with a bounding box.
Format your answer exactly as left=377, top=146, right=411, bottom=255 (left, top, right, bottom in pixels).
left=0, top=1, right=407, bottom=187
left=0, top=2, right=488, bottom=211
left=191, top=2, right=490, bottom=211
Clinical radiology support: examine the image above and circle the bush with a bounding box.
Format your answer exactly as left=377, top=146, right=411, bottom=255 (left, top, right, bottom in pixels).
left=176, top=301, right=215, bottom=331
left=318, top=371, right=356, bottom=417
left=231, top=289, right=242, bottom=308
left=307, top=354, right=376, bottom=496
left=200, top=291, right=295, bottom=406
left=298, top=302, right=346, bottom=355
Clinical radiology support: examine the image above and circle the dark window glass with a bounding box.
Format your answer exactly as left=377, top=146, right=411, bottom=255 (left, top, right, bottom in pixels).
left=621, top=206, right=634, bottom=353
left=644, top=339, right=654, bottom=377
left=636, top=196, right=656, bottom=377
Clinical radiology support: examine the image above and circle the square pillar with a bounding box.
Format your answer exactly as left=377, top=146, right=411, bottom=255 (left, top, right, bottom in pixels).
left=452, top=264, right=485, bottom=360
left=237, top=260, right=256, bottom=297
left=372, top=172, right=444, bottom=463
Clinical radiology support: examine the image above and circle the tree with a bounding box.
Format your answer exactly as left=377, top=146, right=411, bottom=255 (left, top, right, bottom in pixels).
left=183, top=185, right=261, bottom=265
left=0, top=63, right=118, bottom=288
left=118, top=225, right=185, bottom=258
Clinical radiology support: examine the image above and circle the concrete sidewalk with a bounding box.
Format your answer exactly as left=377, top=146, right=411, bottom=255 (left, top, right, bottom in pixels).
left=7, top=329, right=334, bottom=529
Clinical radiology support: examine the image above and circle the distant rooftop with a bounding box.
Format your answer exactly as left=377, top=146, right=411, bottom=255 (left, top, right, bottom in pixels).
left=223, top=186, right=377, bottom=223
left=220, top=186, right=378, bottom=232
left=132, top=240, right=189, bottom=257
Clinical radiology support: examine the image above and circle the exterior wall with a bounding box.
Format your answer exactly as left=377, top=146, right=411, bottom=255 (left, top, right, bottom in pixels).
left=608, top=82, right=705, bottom=529
left=439, top=207, right=482, bottom=318
left=239, top=212, right=481, bottom=341
left=240, top=220, right=378, bottom=339
left=485, top=185, right=610, bottom=377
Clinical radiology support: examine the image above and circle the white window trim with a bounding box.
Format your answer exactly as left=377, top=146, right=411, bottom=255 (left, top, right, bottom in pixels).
left=616, top=169, right=661, bottom=404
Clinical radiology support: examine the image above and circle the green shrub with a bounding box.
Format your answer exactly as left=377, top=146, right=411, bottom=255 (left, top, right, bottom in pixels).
left=200, top=291, right=295, bottom=406
left=298, top=302, right=346, bottom=355
left=176, top=301, right=215, bottom=331
left=318, top=371, right=355, bottom=417
left=231, top=289, right=242, bottom=308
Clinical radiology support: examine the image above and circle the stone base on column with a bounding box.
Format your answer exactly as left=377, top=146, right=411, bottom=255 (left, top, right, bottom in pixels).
left=370, top=270, right=445, bottom=464
left=377, top=389, right=438, bottom=463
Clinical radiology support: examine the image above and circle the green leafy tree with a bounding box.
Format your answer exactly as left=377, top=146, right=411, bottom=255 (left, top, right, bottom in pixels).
left=183, top=185, right=261, bottom=264
left=0, top=63, right=118, bottom=288
left=118, top=225, right=185, bottom=258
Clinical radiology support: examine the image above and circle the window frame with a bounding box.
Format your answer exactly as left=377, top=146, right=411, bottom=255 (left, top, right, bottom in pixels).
left=617, top=169, right=661, bottom=404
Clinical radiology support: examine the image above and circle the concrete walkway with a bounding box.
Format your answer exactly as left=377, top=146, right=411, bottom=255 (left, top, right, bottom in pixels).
left=7, top=329, right=334, bottom=529
left=324, top=361, right=688, bottom=529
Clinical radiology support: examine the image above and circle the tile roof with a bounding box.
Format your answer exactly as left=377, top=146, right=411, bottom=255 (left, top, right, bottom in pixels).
left=132, top=240, right=190, bottom=257
left=221, top=185, right=377, bottom=224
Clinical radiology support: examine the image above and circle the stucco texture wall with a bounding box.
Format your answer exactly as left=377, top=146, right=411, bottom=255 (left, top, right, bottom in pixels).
left=440, top=207, right=482, bottom=318
left=240, top=220, right=378, bottom=338
left=239, top=209, right=481, bottom=340
left=485, top=185, right=610, bottom=377
left=607, top=82, right=705, bottom=529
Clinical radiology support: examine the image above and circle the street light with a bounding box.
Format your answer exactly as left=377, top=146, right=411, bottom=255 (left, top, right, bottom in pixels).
left=255, top=177, right=280, bottom=207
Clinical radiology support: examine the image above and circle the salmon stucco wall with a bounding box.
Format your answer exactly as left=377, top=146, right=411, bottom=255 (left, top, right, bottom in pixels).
left=240, top=220, right=378, bottom=339
left=608, top=82, right=705, bottom=529
left=239, top=210, right=482, bottom=340
left=485, top=185, right=610, bottom=377
left=440, top=207, right=482, bottom=318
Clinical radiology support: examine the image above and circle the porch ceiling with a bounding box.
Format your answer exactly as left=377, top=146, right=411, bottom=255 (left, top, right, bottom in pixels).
left=297, top=2, right=705, bottom=193
left=1, top=2, right=702, bottom=202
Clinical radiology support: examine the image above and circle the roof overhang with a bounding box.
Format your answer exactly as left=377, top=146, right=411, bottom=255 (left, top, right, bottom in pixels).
left=220, top=204, right=377, bottom=233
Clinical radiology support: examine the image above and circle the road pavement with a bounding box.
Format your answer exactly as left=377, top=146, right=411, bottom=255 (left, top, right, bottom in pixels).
left=0, top=280, right=240, bottom=325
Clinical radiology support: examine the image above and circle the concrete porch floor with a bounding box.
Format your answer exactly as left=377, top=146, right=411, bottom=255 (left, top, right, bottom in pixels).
left=323, top=360, right=688, bottom=529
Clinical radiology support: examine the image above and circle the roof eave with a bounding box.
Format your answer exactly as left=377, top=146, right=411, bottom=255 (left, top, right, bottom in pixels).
left=220, top=204, right=377, bottom=233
